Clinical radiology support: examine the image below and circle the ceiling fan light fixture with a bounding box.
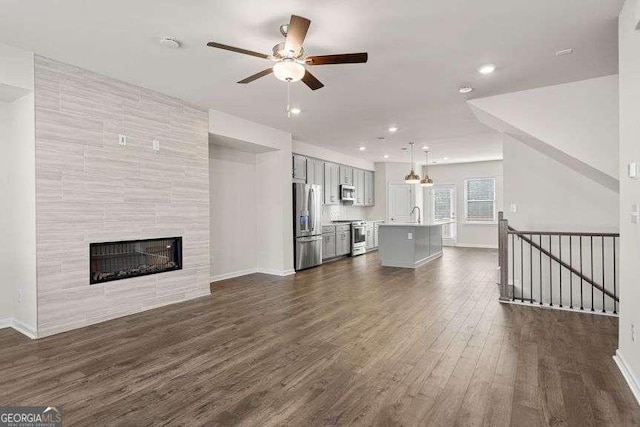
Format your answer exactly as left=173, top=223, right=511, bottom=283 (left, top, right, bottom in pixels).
left=273, top=59, right=305, bottom=82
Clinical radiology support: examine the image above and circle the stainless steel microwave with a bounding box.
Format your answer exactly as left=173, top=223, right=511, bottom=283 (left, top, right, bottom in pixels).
left=340, top=185, right=355, bottom=201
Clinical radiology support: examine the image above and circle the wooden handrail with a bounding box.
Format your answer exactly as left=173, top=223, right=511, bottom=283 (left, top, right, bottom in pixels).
left=508, top=226, right=619, bottom=302
left=508, top=230, right=619, bottom=238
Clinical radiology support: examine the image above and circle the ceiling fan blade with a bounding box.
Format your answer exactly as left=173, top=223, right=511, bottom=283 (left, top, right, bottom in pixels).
left=284, top=15, right=311, bottom=57
left=302, top=70, right=324, bottom=90
left=238, top=68, right=273, bottom=84
left=305, top=53, right=368, bottom=66
left=207, top=42, right=270, bottom=60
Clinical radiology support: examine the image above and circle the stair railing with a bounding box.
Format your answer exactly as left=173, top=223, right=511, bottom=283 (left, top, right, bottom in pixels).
left=497, top=212, right=619, bottom=314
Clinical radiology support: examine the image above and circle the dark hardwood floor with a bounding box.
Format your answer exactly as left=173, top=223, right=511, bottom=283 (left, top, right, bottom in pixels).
left=0, top=247, right=637, bottom=426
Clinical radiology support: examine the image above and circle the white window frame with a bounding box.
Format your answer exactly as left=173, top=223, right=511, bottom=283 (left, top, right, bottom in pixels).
left=463, top=177, right=497, bottom=224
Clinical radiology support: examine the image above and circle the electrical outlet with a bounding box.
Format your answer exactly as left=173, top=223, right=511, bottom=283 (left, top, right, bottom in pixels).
left=510, top=203, right=517, bottom=213
left=118, top=134, right=127, bottom=146
left=153, top=139, right=160, bottom=152
left=632, top=324, right=636, bottom=343
left=632, top=204, right=639, bottom=224
left=17, top=288, right=23, bottom=303
left=408, top=232, right=413, bottom=240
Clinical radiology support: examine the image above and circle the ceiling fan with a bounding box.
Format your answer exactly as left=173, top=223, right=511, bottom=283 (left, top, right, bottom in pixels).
left=206, top=14, right=368, bottom=90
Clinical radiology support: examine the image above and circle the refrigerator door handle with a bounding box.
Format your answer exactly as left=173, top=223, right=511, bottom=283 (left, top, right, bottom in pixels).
left=309, top=187, right=315, bottom=234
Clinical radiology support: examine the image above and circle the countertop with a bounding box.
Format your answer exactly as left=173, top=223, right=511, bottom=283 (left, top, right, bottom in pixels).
left=379, top=220, right=453, bottom=227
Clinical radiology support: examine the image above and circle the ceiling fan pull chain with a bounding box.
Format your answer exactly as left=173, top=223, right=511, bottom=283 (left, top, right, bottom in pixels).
left=287, top=79, right=291, bottom=118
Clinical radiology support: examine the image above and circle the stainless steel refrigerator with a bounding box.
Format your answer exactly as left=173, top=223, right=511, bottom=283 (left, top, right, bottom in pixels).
left=293, top=183, right=323, bottom=270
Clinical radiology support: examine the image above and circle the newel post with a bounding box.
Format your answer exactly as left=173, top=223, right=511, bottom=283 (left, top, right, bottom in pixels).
left=498, top=212, right=510, bottom=301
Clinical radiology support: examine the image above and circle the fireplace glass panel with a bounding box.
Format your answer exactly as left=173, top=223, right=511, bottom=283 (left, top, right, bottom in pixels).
left=90, top=237, right=182, bottom=284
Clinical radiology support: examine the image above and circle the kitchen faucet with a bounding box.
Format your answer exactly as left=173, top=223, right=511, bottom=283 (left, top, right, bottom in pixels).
left=410, top=206, right=421, bottom=224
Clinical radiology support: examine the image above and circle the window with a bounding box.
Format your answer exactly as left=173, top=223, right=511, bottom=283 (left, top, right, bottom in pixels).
left=432, top=186, right=453, bottom=221
left=464, top=178, right=496, bottom=223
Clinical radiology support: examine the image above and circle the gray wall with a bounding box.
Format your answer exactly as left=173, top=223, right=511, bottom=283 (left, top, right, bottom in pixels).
left=34, top=56, right=210, bottom=337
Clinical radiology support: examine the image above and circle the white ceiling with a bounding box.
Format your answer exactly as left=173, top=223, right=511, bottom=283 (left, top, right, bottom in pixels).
left=0, top=0, right=622, bottom=163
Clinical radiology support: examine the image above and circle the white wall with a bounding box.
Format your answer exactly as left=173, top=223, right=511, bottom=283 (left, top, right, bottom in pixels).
left=0, top=101, right=12, bottom=321
left=0, top=42, right=34, bottom=92
left=370, top=162, right=424, bottom=223
left=209, top=146, right=257, bottom=280
left=423, top=160, right=504, bottom=248
left=504, top=136, right=618, bottom=232
left=209, top=110, right=294, bottom=276
left=292, top=140, right=374, bottom=171
left=469, top=75, right=619, bottom=181
left=617, top=0, right=640, bottom=401
left=0, top=43, right=37, bottom=335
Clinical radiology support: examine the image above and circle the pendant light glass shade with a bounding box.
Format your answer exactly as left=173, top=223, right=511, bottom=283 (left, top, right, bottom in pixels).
left=420, top=149, right=434, bottom=187
left=404, top=142, right=421, bottom=184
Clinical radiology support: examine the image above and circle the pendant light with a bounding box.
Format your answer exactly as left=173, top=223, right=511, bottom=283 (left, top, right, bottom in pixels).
left=421, top=149, right=434, bottom=187
left=404, top=142, right=421, bottom=184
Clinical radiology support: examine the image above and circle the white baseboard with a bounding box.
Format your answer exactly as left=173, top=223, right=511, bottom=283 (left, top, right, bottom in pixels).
left=257, top=268, right=296, bottom=277
left=455, top=243, right=498, bottom=249
left=614, top=349, right=640, bottom=406
left=0, top=318, right=38, bottom=339
left=210, top=268, right=258, bottom=282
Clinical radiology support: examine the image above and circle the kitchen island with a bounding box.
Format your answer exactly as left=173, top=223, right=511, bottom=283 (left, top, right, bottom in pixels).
left=377, top=222, right=451, bottom=268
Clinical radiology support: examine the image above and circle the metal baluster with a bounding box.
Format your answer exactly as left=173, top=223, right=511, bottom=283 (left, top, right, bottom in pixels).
left=512, top=233, right=515, bottom=301
left=559, top=235, right=563, bottom=308
left=569, top=236, right=573, bottom=309
left=602, top=235, right=606, bottom=313
left=530, top=234, right=533, bottom=304
left=590, top=236, right=594, bottom=312
left=521, top=235, right=524, bottom=303
left=613, top=236, right=617, bottom=314
left=539, top=234, right=543, bottom=306
left=580, top=237, right=584, bottom=310
left=549, top=235, right=553, bottom=307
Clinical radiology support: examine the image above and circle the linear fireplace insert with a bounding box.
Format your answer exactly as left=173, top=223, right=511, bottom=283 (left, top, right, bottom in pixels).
left=90, top=237, right=182, bottom=284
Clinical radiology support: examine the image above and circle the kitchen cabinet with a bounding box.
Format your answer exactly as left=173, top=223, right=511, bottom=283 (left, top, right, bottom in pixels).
left=306, top=159, right=325, bottom=202
left=322, top=232, right=336, bottom=260
left=365, top=223, right=374, bottom=250
left=336, top=230, right=350, bottom=256
left=353, top=169, right=365, bottom=206
left=339, top=165, right=353, bottom=185
left=324, top=162, right=340, bottom=205
left=292, top=155, right=307, bottom=182
left=364, top=170, right=375, bottom=206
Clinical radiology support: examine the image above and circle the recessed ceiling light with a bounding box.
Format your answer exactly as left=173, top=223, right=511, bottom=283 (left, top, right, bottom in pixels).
left=388, top=126, right=398, bottom=133
left=555, top=48, right=574, bottom=57
left=290, top=107, right=301, bottom=115
left=443, top=157, right=449, bottom=160
left=422, top=145, right=429, bottom=150
left=359, top=146, right=366, bottom=151
left=160, top=37, right=181, bottom=49
left=458, top=86, right=473, bottom=94
left=478, top=64, right=496, bottom=75
left=383, top=154, right=390, bottom=159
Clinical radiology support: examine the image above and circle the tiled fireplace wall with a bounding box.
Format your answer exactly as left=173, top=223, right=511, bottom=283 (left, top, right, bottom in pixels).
left=34, top=56, right=210, bottom=336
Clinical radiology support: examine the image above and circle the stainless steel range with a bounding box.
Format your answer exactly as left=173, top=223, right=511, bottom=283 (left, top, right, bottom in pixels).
left=350, top=221, right=367, bottom=256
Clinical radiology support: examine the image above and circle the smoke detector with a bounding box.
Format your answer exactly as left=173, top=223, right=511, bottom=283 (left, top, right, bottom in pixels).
left=160, top=38, right=182, bottom=49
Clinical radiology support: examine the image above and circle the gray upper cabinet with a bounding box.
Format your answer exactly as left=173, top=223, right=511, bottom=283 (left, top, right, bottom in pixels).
left=306, top=159, right=325, bottom=202
left=292, top=155, right=307, bottom=182
left=364, top=170, right=375, bottom=206
left=339, top=165, right=353, bottom=185
left=324, top=162, right=340, bottom=205
left=292, top=155, right=374, bottom=206
left=353, top=169, right=365, bottom=206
